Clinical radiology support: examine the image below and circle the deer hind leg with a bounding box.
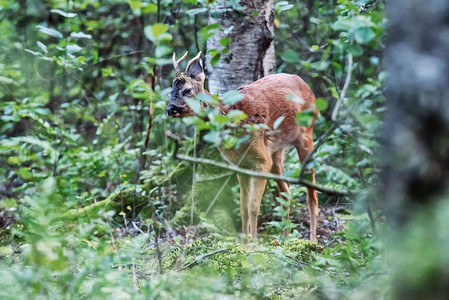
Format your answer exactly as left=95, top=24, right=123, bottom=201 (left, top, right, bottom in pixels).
left=237, top=174, right=250, bottom=243
left=271, top=150, right=291, bottom=237
left=296, top=132, right=319, bottom=244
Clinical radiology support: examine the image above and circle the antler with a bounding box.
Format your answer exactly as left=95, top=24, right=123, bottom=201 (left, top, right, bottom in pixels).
left=185, top=51, right=202, bottom=73
left=172, top=51, right=188, bottom=76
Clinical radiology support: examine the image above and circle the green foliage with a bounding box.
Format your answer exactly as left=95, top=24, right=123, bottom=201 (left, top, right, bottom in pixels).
left=163, top=238, right=319, bottom=271
left=0, top=0, right=389, bottom=298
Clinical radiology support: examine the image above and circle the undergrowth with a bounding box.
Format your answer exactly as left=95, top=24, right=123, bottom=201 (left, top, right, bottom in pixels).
left=0, top=178, right=387, bottom=299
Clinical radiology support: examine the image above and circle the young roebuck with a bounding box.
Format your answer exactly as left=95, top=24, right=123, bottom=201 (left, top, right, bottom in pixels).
left=167, top=52, right=318, bottom=243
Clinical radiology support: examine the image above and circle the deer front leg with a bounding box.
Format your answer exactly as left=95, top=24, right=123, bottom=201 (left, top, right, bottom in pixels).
left=271, top=150, right=291, bottom=237
left=248, top=177, right=269, bottom=239
left=237, top=174, right=250, bottom=243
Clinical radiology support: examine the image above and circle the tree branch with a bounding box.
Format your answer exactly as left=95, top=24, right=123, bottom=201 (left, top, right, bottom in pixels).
left=166, top=131, right=352, bottom=197
left=332, top=53, right=353, bottom=122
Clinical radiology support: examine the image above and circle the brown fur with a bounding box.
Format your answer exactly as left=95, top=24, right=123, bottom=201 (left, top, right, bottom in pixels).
left=219, top=74, right=318, bottom=243
left=168, top=56, right=318, bottom=243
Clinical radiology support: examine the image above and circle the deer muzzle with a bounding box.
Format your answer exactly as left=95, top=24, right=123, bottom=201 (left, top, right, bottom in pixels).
left=166, top=104, right=184, bottom=117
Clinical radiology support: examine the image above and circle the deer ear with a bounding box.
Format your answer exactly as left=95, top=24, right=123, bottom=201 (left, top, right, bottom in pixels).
left=189, top=58, right=204, bottom=81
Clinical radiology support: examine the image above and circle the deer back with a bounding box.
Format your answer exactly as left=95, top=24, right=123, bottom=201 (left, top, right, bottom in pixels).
left=223, top=73, right=316, bottom=160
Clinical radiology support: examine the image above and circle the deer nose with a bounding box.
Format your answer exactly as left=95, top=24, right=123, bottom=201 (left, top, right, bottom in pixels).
left=166, top=104, right=184, bottom=116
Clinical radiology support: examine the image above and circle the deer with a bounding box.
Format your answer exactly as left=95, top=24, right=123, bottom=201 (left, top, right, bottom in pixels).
left=167, top=51, right=319, bottom=244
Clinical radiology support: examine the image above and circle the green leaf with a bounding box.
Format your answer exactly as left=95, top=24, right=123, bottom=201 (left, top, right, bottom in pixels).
left=195, top=93, right=213, bottom=103
left=203, top=131, right=221, bottom=144
left=330, top=87, right=339, bottom=99
left=144, top=24, right=172, bottom=43
left=152, top=23, right=168, bottom=38
left=155, top=45, right=171, bottom=58
left=281, top=49, right=299, bottom=63
left=183, top=0, right=198, bottom=4
left=0, top=76, right=14, bottom=84
left=354, top=27, right=376, bottom=44
left=66, top=44, right=82, bottom=53
left=210, top=52, right=221, bottom=65
left=24, top=49, right=41, bottom=56
left=127, top=0, right=141, bottom=9
left=101, top=67, right=113, bottom=77
left=312, top=60, right=330, bottom=71
left=228, top=109, right=247, bottom=123
left=141, top=3, right=157, bottom=13
left=219, top=37, right=232, bottom=46
left=273, top=116, right=285, bottom=129
left=37, top=41, right=47, bottom=53
left=199, top=24, right=219, bottom=41
left=128, top=79, right=153, bottom=99
left=50, top=9, right=77, bottom=18
left=332, top=19, right=352, bottom=31
left=346, top=44, right=364, bottom=56
left=279, top=4, right=294, bottom=11
left=18, top=167, right=31, bottom=179
left=70, top=32, right=92, bottom=39
left=286, top=94, right=304, bottom=104
left=36, top=25, right=63, bottom=38
left=241, top=259, right=251, bottom=269
left=186, top=8, right=208, bottom=16
left=316, top=98, right=328, bottom=111
left=7, top=156, right=20, bottom=164
left=212, top=114, right=230, bottom=124
left=296, top=111, right=314, bottom=127
left=222, top=90, right=244, bottom=105
left=185, top=98, right=202, bottom=114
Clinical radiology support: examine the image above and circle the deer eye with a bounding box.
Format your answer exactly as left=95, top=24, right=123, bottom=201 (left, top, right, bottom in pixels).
left=183, top=88, right=192, bottom=96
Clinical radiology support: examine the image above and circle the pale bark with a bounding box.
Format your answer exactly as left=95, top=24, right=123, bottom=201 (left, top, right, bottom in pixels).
left=206, top=0, right=275, bottom=95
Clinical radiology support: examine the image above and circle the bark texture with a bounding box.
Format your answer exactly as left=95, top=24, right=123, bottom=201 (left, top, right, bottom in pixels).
left=383, top=0, right=449, bottom=298
left=383, top=0, right=449, bottom=224
left=206, top=0, right=275, bottom=96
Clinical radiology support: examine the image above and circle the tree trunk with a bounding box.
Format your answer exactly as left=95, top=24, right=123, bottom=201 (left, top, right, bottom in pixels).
left=383, top=0, right=449, bottom=225
left=383, top=0, right=449, bottom=298
left=206, top=0, right=275, bottom=95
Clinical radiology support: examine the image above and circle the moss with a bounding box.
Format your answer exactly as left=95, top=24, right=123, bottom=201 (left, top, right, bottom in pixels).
left=162, top=238, right=319, bottom=276
left=64, top=186, right=150, bottom=221
left=281, top=239, right=320, bottom=262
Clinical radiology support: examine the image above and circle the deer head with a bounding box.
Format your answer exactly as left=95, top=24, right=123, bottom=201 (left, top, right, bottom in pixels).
left=167, top=51, right=205, bottom=117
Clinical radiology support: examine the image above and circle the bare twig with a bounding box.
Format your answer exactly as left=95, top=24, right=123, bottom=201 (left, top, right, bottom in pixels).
left=180, top=248, right=231, bottom=270
left=204, top=175, right=232, bottom=215
left=332, top=53, right=353, bottom=122
left=299, top=53, right=354, bottom=182
left=191, top=129, right=197, bottom=225
left=88, top=51, right=146, bottom=67
left=196, top=171, right=234, bottom=182
left=140, top=101, right=154, bottom=172
left=132, top=221, right=146, bottom=235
